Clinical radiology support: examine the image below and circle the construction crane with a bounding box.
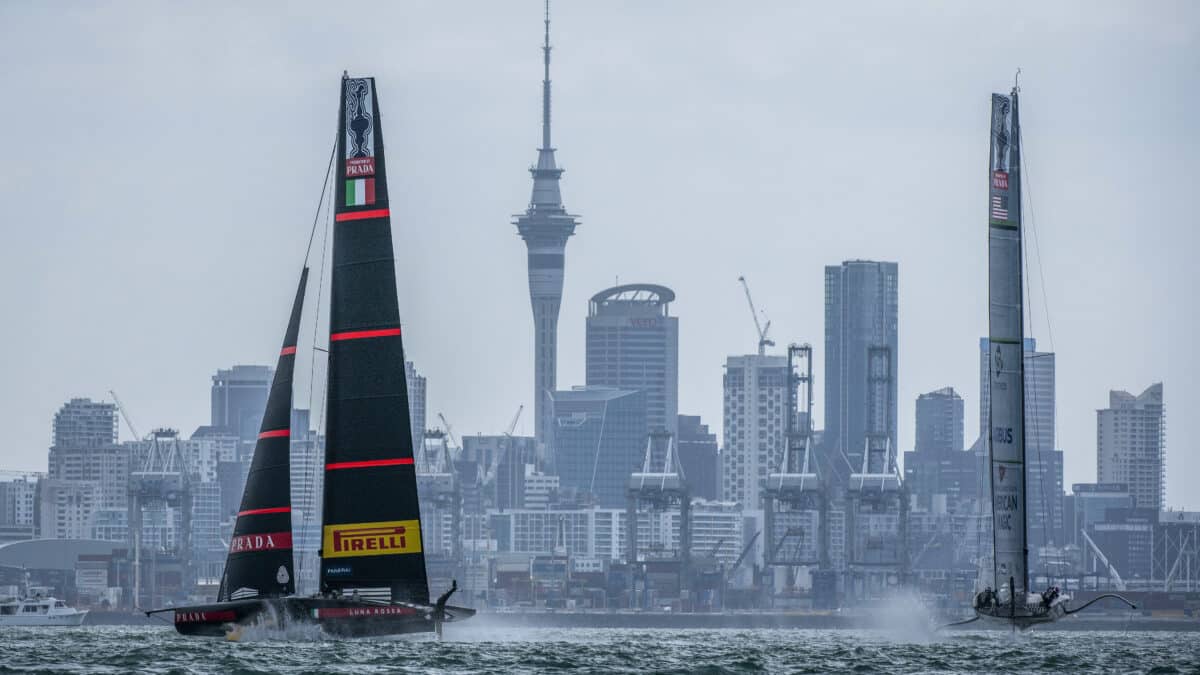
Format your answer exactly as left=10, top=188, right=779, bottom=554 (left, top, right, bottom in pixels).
left=505, top=404, right=524, bottom=438
left=737, top=276, right=774, bottom=356
left=437, top=412, right=458, bottom=449
left=109, top=390, right=141, bottom=441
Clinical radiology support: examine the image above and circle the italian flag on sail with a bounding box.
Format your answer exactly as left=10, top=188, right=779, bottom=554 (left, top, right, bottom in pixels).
left=345, top=178, right=375, bottom=206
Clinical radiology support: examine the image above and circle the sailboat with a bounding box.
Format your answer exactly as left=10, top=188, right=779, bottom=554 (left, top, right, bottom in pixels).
left=958, top=79, right=1134, bottom=630
left=148, top=74, right=474, bottom=638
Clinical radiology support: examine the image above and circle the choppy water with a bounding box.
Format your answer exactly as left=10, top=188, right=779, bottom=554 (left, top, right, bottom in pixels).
left=0, top=623, right=1196, bottom=674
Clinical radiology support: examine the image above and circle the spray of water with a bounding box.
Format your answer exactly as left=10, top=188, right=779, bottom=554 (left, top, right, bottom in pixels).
left=853, top=589, right=945, bottom=643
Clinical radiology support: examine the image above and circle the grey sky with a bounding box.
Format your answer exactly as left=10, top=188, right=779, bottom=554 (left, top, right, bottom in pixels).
left=1, top=2, right=1196, bottom=506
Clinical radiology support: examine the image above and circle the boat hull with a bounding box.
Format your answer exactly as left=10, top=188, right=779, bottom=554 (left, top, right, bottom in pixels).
left=170, top=597, right=474, bottom=638
left=0, top=610, right=88, bottom=627
left=974, top=595, right=1070, bottom=630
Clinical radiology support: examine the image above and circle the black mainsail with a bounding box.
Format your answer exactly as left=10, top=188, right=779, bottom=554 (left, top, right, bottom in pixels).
left=319, top=75, right=429, bottom=605
left=157, top=74, right=472, bottom=639
left=218, top=267, right=308, bottom=602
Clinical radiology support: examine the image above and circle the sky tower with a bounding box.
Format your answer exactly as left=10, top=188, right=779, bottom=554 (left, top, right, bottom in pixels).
left=514, top=1, right=579, bottom=456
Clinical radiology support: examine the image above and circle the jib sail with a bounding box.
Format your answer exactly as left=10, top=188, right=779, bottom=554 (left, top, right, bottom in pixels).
left=218, top=267, right=308, bottom=601
left=986, top=89, right=1028, bottom=601
left=319, top=75, right=429, bottom=604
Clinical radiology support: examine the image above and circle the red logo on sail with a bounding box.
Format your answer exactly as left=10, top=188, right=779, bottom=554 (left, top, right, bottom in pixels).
left=229, top=531, right=292, bottom=553
left=992, top=170, right=1008, bottom=190
left=346, top=157, right=375, bottom=177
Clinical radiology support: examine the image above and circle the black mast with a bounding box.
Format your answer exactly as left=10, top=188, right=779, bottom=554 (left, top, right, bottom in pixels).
left=319, top=75, right=429, bottom=604
left=218, top=267, right=308, bottom=602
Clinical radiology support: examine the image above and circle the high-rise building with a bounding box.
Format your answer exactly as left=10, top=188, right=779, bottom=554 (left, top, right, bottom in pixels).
left=916, top=387, right=964, bottom=456
left=722, top=354, right=787, bottom=508
left=585, top=284, right=679, bottom=437
left=52, top=398, right=118, bottom=449
left=513, top=8, right=580, bottom=452
left=549, top=386, right=646, bottom=508
left=1097, top=383, right=1165, bottom=510
left=823, top=260, right=898, bottom=479
left=978, top=337, right=1064, bottom=551
left=677, top=414, right=719, bottom=501
left=211, top=365, right=273, bottom=453
left=903, top=387, right=975, bottom=513
left=406, top=361, right=427, bottom=454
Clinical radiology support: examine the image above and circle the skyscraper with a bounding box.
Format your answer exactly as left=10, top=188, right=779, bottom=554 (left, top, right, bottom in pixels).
left=585, top=284, right=679, bottom=438
left=549, top=386, right=646, bottom=508
left=903, top=387, right=975, bottom=512
left=210, top=365, right=273, bottom=454
left=677, top=414, right=719, bottom=501
left=1097, top=383, right=1165, bottom=510
left=978, top=337, right=1063, bottom=550
left=823, top=260, right=898, bottom=479
left=514, top=6, right=580, bottom=453
left=406, top=361, right=427, bottom=454
left=722, top=354, right=787, bottom=508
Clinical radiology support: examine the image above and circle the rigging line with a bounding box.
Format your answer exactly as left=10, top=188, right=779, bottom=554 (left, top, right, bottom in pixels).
left=298, top=154, right=335, bottom=582
left=1022, top=195, right=1055, bottom=588
left=303, top=134, right=338, bottom=267
left=1020, top=124, right=1057, bottom=357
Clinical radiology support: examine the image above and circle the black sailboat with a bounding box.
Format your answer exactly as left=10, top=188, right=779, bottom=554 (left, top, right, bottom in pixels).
left=150, top=74, right=473, bottom=638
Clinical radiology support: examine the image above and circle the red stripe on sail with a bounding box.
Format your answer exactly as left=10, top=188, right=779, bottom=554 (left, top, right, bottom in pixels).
left=335, top=208, right=389, bottom=222
left=329, top=328, right=402, bottom=342
left=280, top=345, right=297, bottom=356
left=237, top=506, right=291, bottom=517
left=326, top=458, right=414, bottom=471
left=258, top=429, right=290, bottom=439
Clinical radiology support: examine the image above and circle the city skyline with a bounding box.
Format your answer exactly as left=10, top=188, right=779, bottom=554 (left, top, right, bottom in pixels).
left=0, top=2, right=1195, bottom=509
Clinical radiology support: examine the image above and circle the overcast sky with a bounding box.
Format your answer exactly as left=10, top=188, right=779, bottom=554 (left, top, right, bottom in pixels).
left=1, top=2, right=1196, bottom=507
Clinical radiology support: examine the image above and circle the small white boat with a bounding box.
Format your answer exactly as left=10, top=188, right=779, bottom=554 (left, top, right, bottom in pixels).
left=0, top=595, right=88, bottom=627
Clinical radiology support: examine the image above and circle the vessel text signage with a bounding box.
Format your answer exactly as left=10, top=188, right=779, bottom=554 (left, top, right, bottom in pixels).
left=228, top=531, right=292, bottom=553
left=323, top=519, right=423, bottom=558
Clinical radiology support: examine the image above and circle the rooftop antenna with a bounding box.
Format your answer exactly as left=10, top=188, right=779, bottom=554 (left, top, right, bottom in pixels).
left=541, top=0, right=553, bottom=151
left=1013, top=67, right=1021, bottom=94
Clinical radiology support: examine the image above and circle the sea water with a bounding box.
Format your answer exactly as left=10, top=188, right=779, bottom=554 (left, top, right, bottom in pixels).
left=0, top=623, right=1195, bottom=673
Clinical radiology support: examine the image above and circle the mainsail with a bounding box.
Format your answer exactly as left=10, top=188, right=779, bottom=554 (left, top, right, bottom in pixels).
left=218, top=267, right=308, bottom=602
left=986, top=89, right=1027, bottom=601
left=319, top=75, right=429, bottom=604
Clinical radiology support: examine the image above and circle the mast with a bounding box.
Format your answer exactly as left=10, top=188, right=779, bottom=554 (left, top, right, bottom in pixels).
left=986, top=84, right=1028, bottom=602
left=218, top=267, right=308, bottom=602
left=319, top=75, right=429, bottom=604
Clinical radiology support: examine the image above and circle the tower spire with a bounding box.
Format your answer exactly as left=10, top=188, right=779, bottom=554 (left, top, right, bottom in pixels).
left=542, top=0, right=552, bottom=150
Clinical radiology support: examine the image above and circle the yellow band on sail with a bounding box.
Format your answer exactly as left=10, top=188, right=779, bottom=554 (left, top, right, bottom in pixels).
left=323, top=520, right=422, bottom=558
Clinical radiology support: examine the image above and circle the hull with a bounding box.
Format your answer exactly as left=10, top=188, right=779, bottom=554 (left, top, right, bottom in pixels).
left=0, top=610, right=88, bottom=627
left=170, top=597, right=474, bottom=638
left=975, top=595, right=1070, bottom=630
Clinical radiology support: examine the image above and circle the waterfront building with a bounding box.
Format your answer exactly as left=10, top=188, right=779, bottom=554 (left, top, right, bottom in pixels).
left=513, top=8, right=580, bottom=451
left=585, top=285, right=679, bottom=437
left=1097, top=383, right=1165, bottom=510
left=0, top=477, right=37, bottom=530
left=722, top=354, right=787, bottom=509
left=52, top=398, right=118, bottom=449
left=550, top=387, right=646, bottom=508
left=823, top=261, right=899, bottom=481
left=1068, top=482, right=1133, bottom=548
